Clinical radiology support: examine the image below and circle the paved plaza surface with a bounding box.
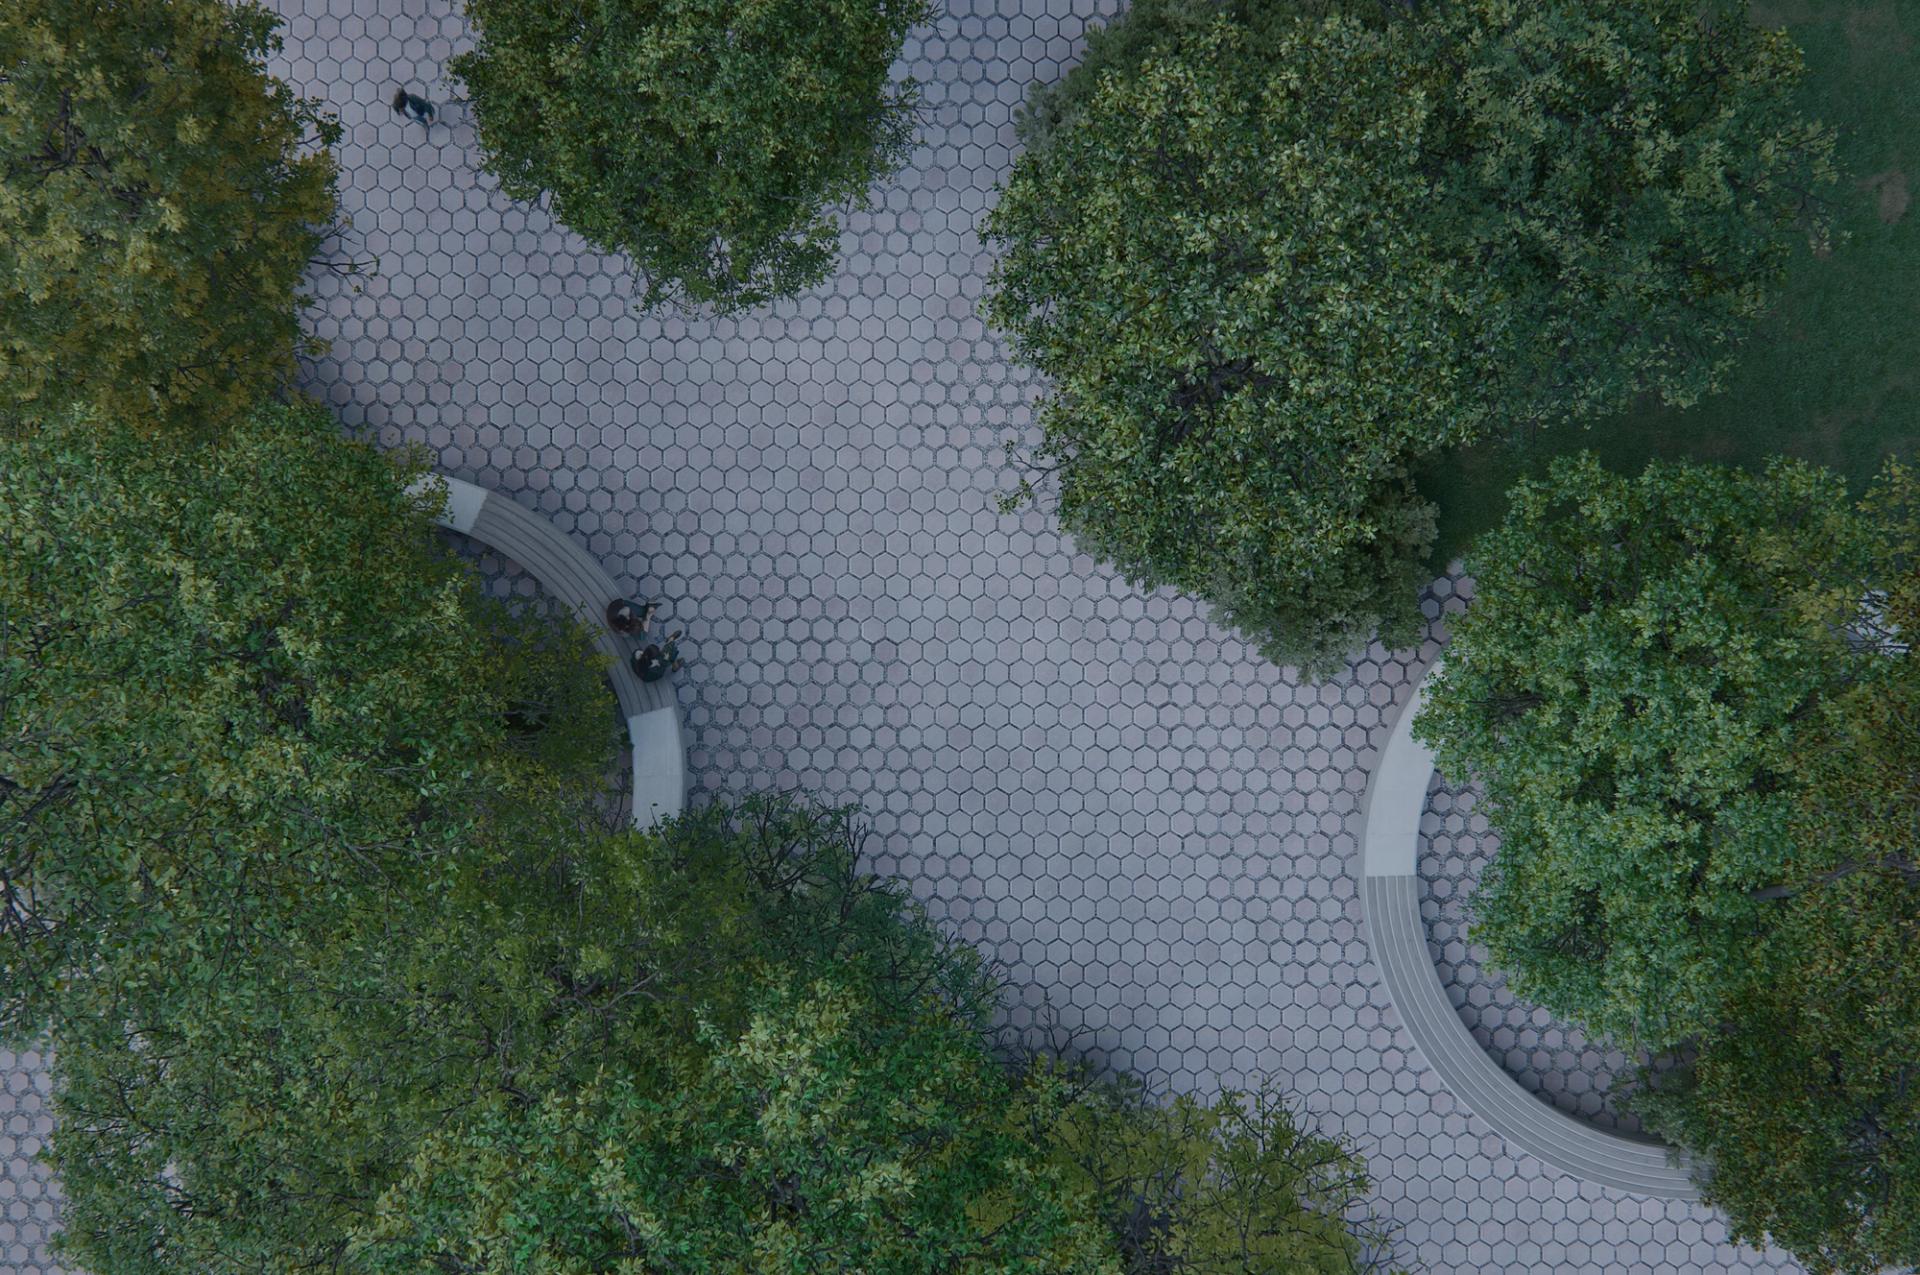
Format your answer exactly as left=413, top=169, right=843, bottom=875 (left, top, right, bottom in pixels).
left=0, top=1, right=1810, bottom=1271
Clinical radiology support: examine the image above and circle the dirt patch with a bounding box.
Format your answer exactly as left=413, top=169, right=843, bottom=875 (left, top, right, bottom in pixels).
left=1856, top=169, right=1912, bottom=225
left=1845, top=3, right=1915, bottom=58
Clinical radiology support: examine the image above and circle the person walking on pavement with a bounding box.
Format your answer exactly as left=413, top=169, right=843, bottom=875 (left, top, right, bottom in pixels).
left=392, top=87, right=436, bottom=127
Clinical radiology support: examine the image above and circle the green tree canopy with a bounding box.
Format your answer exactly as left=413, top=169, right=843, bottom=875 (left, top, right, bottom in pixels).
left=0, top=400, right=617, bottom=1270
left=1415, top=0, right=1836, bottom=424
left=0, top=0, right=340, bottom=432
left=985, top=0, right=1833, bottom=675
left=1414, top=453, right=1882, bottom=1049
left=354, top=797, right=1389, bottom=1275
left=453, top=0, right=929, bottom=313
left=1638, top=869, right=1920, bottom=1275
left=1039, top=1067, right=1383, bottom=1275
left=358, top=967, right=1121, bottom=1273
left=1632, top=467, right=1920, bottom=1275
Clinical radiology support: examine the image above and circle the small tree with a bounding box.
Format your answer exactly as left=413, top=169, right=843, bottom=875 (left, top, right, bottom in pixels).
left=985, top=0, right=1833, bottom=674
left=453, top=0, right=930, bottom=313
left=1413, top=454, right=1876, bottom=1050
left=0, top=0, right=340, bottom=432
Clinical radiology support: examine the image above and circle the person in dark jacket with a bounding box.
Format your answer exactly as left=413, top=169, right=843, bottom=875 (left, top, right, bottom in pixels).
left=392, top=87, right=436, bottom=127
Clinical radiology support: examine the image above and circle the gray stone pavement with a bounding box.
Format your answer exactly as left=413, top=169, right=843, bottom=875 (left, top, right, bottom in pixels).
left=0, top=1, right=1808, bottom=1271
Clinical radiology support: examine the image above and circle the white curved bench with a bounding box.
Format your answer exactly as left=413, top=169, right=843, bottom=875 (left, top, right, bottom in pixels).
left=1357, top=663, right=1698, bottom=1198
left=412, top=474, right=687, bottom=829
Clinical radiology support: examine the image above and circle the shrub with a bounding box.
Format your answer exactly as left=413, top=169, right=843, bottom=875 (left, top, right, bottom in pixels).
left=985, top=0, right=1833, bottom=675
left=0, top=0, right=340, bottom=432
left=453, top=0, right=930, bottom=313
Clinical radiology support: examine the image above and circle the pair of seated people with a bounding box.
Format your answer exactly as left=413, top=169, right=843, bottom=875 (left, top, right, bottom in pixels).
left=607, top=599, right=683, bottom=683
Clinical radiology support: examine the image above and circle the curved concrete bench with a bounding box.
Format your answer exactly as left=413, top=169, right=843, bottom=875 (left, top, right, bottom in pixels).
left=1357, top=663, right=1698, bottom=1198
left=412, top=474, right=686, bottom=829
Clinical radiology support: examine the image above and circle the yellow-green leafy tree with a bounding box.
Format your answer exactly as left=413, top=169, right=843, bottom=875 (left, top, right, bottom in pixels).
left=0, top=0, right=340, bottom=433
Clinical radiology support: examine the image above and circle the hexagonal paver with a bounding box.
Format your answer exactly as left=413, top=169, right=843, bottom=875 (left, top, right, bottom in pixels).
left=0, top=0, right=1809, bottom=1272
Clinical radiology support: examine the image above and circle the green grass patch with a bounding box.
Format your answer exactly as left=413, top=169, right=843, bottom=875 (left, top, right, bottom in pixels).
left=1415, top=0, right=1920, bottom=568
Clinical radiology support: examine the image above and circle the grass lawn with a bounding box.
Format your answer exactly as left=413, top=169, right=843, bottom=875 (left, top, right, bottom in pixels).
left=1413, top=0, right=1920, bottom=568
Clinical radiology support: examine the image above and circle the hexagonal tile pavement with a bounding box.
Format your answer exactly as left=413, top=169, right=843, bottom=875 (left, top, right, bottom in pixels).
left=0, top=1050, right=58, bottom=1275
left=0, top=1, right=1806, bottom=1271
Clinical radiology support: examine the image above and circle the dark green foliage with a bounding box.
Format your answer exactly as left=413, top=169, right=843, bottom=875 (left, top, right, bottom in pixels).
left=1417, top=454, right=1920, bottom=1272
left=1636, top=871, right=1920, bottom=1275
left=453, top=0, right=930, bottom=313
left=986, top=0, right=1833, bottom=674
left=987, top=9, right=1466, bottom=676
left=353, top=797, right=1102, bottom=1274
left=1013, top=0, right=1263, bottom=150
left=1415, top=454, right=1875, bottom=1049
left=1, top=401, right=617, bottom=1270
left=1416, top=0, right=1836, bottom=429
left=1632, top=465, right=1920, bottom=1275
left=0, top=0, right=340, bottom=432
left=359, top=975, right=1117, bottom=1273
left=1418, top=0, right=1920, bottom=566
